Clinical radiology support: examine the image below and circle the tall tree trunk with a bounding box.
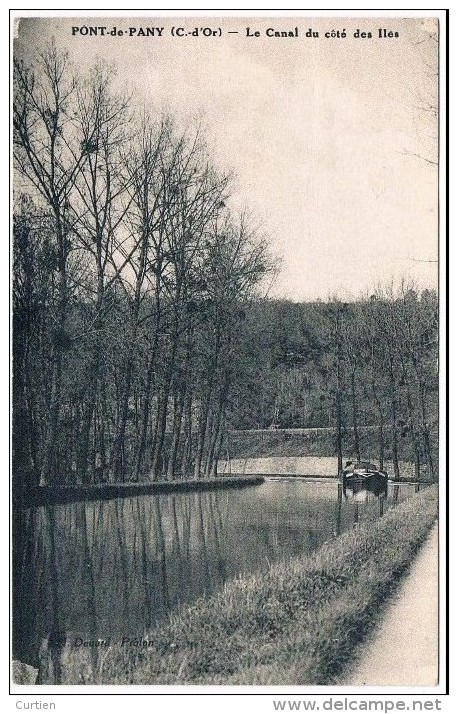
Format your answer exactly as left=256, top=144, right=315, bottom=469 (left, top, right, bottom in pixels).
left=13, top=339, right=40, bottom=490
left=387, top=353, right=400, bottom=480
left=166, top=393, right=184, bottom=480
left=113, top=235, right=147, bottom=480
left=350, top=371, right=360, bottom=461
left=151, top=313, right=181, bottom=479
left=418, top=380, right=435, bottom=480
left=134, top=342, right=158, bottom=481
left=400, top=362, right=422, bottom=481
left=203, top=407, right=215, bottom=477
left=208, top=402, right=226, bottom=478
left=113, top=348, right=135, bottom=482
left=41, top=350, right=63, bottom=486
left=335, top=350, right=343, bottom=474
left=370, top=374, right=385, bottom=470
left=193, top=388, right=212, bottom=480
left=180, top=389, right=193, bottom=479
left=206, top=380, right=228, bottom=477
left=76, top=343, right=101, bottom=484
left=211, top=425, right=225, bottom=478
left=42, top=212, right=72, bottom=485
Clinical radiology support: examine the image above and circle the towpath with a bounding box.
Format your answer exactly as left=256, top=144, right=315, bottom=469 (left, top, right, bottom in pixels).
left=343, top=521, right=438, bottom=686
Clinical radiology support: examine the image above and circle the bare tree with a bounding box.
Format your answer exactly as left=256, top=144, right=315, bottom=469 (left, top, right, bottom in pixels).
left=14, top=43, right=84, bottom=484
left=68, top=63, right=133, bottom=482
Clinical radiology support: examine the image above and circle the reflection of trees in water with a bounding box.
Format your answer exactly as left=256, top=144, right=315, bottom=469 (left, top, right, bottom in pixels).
left=340, top=481, right=414, bottom=529
left=335, top=483, right=343, bottom=536
left=181, top=496, right=192, bottom=560
left=78, top=503, right=99, bottom=681
left=136, top=498, right=154, bottom=629
left=19, top=491, right=232, bottom=659
left=208, top=493, right=228, bottom=581
left=36, top=505, right=103, bottom=683
left=114, top=499, right=130, bottom=613
left=153, top=498, right=170, bottom=610
left=13, top=507, right=40, bottom=665
left=94, top=500, right=106, bottom=578
left=37, top=507, right=64, bottom=683
left=14, top=483, right=419, bottom=673
left=196, top=493, right=212, bottom=594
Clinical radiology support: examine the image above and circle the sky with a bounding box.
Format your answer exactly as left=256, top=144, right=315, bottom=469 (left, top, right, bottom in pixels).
left=13, top=14, right=440, bottom=302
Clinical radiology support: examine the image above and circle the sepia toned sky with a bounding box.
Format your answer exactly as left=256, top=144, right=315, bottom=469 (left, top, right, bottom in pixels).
left=14, top=15, right=439, bottom=301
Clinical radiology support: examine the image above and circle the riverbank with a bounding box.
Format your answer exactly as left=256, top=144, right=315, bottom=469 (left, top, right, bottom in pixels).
left=342, top=522, right=438, bottom=686
left=218, top=455, right=428, bottom=480
left=47, top=484, right=438, bottom=685
left=14, top=475, right=264, bottom=508
left=226, top=430, right=436, bottom=479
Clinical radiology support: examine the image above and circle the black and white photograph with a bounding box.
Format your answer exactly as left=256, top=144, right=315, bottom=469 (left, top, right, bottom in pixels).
left=11, top=9, right=446, bottom=696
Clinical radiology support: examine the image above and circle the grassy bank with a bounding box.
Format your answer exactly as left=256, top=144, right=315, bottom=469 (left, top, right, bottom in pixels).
left=229, top=429, right=438, bottom=471
left=51, top=485, right=438, bottom=685
left=14, top=475, right=264, bottom=508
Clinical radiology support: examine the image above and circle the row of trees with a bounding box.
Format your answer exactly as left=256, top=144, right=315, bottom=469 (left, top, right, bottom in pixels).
left=13, top=44, right=274, bottom=487
left=230, top=288, right=438, bottom=480
left=326, top=288, right=437, bottom=479
left=13, top=44, right=438, bottom=489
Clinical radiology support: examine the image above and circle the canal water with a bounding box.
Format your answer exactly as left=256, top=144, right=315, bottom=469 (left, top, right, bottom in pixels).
left=13, top=479, right=419, bottom=668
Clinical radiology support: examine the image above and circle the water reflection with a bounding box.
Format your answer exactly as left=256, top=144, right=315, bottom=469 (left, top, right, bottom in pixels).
left=13, top=479, right=420, bottom=677
left=343, top=479, right=388, bottom=500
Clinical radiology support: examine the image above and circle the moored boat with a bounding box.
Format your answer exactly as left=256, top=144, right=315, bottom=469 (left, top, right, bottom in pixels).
left=340, top=461, right=388, bottom=492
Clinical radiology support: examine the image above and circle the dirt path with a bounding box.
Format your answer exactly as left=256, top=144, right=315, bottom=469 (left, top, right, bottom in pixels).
left=343, top=521, right=438, bottom=686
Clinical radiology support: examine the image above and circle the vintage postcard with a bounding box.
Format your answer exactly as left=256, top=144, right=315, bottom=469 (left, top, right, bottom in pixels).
left=11, top=9, right=447, bottom=702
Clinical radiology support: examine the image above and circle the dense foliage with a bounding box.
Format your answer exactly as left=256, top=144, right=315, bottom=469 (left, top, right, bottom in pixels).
left=229, top=293, right=438, bottom=479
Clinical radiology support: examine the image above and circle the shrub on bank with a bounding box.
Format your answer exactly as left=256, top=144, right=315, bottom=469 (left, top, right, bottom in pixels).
left=53, top=485, right=438, bottom=685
